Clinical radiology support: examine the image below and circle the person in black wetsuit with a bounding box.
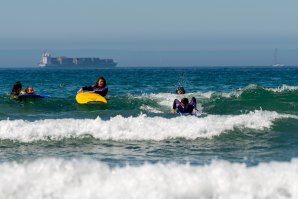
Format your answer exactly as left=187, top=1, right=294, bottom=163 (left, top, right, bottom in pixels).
left=175, top=86, right=186, bottom=95
left=172, top=97, right=197, bottom=114
left=10, top=81, right=26, bottom=99
left=77, top=76, right=108, bottom=97
left=11, top=81, right=23, bottom=96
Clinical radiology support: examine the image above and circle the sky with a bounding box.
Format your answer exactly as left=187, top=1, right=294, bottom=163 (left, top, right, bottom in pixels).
left=0, top=0, right=298, bottom=66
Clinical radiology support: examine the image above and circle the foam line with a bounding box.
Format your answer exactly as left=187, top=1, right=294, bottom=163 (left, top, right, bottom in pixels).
left=0, top=110, right=296, bottom=142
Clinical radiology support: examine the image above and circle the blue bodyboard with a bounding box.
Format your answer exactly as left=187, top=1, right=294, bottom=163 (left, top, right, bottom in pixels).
left=18, top=94, right=49, bottom=98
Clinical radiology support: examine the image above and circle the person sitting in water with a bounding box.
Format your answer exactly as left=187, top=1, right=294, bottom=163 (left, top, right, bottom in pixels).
left=175, top=86, right=186, bottom=95
left=77, top=76, right=108, bottom=97
left=171, top=97, right=197, bottom=114
left=11, top=81, right=23, bottom=96
left=25, top=86, right=35, bottom=94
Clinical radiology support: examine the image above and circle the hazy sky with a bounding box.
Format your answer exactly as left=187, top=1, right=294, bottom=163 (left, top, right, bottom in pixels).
left=0, top=0, right=298, bottom=66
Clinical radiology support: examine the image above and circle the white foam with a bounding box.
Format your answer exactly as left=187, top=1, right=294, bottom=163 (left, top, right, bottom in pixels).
left=0, top=158, right=298, bottom=199
left=137, top=92, right=215, bottom=107
left=266, top=84, right=298, bottom=92
left=0, top=110, right=296, bottom=142
left=140, top=105, right=163, bottom=113
left=140, top=84, right=298, bottom=109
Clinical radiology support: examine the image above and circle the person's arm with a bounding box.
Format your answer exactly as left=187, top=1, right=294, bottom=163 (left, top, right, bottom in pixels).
left=77, top=88, right=83, bottom=93
left=77, top=86, right=93, bottom=93
left=171, top=99, right=180, bottom=113
left=94, top=87, right=108, bottom=97
left=189, top=97, right=197, bottom=109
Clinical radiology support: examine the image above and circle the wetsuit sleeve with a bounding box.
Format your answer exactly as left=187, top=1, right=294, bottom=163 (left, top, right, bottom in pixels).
left=82, top=86, right=94, bottom=91
left=173, top=99, right=180, bottom=109
left=95, top=87, right=108, bottom=97
left=189, top=97, right=197, bottom=109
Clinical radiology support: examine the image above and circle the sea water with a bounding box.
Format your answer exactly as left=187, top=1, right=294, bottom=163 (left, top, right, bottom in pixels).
left=0, top=67, right=297, bottom=198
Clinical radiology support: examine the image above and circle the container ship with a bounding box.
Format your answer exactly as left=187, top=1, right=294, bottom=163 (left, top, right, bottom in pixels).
left=39, top=51, right=117, bottom=68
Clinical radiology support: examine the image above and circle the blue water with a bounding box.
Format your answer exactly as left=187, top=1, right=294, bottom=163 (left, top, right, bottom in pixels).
left=0, top=67, right=297, bottom=198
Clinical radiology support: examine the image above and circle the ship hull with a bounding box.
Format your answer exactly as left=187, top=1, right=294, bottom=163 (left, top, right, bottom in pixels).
left=40, top=63, right=117, bottom=68
left=39, top=51, right=117, bottom=68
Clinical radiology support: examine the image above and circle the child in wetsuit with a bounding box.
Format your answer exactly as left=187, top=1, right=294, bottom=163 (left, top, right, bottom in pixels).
left=172, top=97, right=197, bottom=114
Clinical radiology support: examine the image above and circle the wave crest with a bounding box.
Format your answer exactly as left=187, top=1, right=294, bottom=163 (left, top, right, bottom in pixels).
left=0, top=110, right=296, bottom=142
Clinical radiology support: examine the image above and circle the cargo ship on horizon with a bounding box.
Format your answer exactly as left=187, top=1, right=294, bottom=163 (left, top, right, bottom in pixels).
left=39, top=51, right=117, bottom=68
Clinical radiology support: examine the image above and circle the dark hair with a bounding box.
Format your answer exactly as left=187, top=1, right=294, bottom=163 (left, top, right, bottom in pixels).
left=181, top=98, right=189, bottom=105
left=11, top=81, right=22, bottom=95
left=176, top=86, right=185, bottom=94
left=94, top=76, right=107, bottom=88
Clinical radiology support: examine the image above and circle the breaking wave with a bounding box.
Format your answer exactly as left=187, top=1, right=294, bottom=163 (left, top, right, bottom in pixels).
left=0, top=110, right=296, bottom=142
left=0, top=158, right=298, bottom=199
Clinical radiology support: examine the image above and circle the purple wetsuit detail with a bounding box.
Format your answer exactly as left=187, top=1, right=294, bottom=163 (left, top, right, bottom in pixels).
left=173, top=97, right=197, bottom=114
left=82, top=86, right=108, bottom=97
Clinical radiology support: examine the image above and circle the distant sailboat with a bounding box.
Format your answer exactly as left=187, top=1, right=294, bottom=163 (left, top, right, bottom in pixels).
left=272, top=48, right=285, bottom=67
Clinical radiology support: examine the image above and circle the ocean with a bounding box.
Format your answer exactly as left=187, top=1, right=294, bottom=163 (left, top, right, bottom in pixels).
left=0, top=66, right=297, bottom=198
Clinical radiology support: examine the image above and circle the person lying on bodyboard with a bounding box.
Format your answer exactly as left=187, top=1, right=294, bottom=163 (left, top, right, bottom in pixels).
left=171, top=97, right=197, bottom=114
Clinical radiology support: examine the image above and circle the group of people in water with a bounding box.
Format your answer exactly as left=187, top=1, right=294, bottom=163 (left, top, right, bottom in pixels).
left=171, top=86, right=197, bottom=114
left=11, top=81, right=35, bottom=96
left=11, top=76, right=108, bottom=97
left=11, top=76, right=197, bottom=114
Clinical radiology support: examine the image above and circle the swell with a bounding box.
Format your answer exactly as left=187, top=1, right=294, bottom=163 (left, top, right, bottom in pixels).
left=0, top=85, right=297, bottom=120
left=203, top=85, right=298, bottom=115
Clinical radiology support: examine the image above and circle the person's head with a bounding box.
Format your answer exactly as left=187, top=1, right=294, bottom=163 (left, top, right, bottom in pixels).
left=176, top=86, right=185, bottom=94
left=181, top=98, right=189, bottom=107
left=94, top=76, right=107, bottom=88
left=25, top=86, right=34, bottom=94
left=11, top=81, right=22, bottom=95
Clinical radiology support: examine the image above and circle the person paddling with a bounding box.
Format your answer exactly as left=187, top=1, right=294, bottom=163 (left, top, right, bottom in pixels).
left=171, top=86, right=197, bottom=114
left=77, top=76, right=108, bottom=97
left=171, top=97, right=197, bottom=114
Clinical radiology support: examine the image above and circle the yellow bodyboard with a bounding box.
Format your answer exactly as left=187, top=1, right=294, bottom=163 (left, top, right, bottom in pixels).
left=76, top=92, right=107, bottom=104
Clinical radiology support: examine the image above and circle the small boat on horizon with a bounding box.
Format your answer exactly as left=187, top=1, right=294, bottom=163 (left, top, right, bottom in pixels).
left=272, top=48, right=285, bottom=67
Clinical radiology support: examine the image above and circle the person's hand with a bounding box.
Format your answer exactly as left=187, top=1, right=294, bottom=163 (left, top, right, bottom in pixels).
left=77, top=88, right=83, bottom=93
left=171, top=109, right=176, bottom=113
